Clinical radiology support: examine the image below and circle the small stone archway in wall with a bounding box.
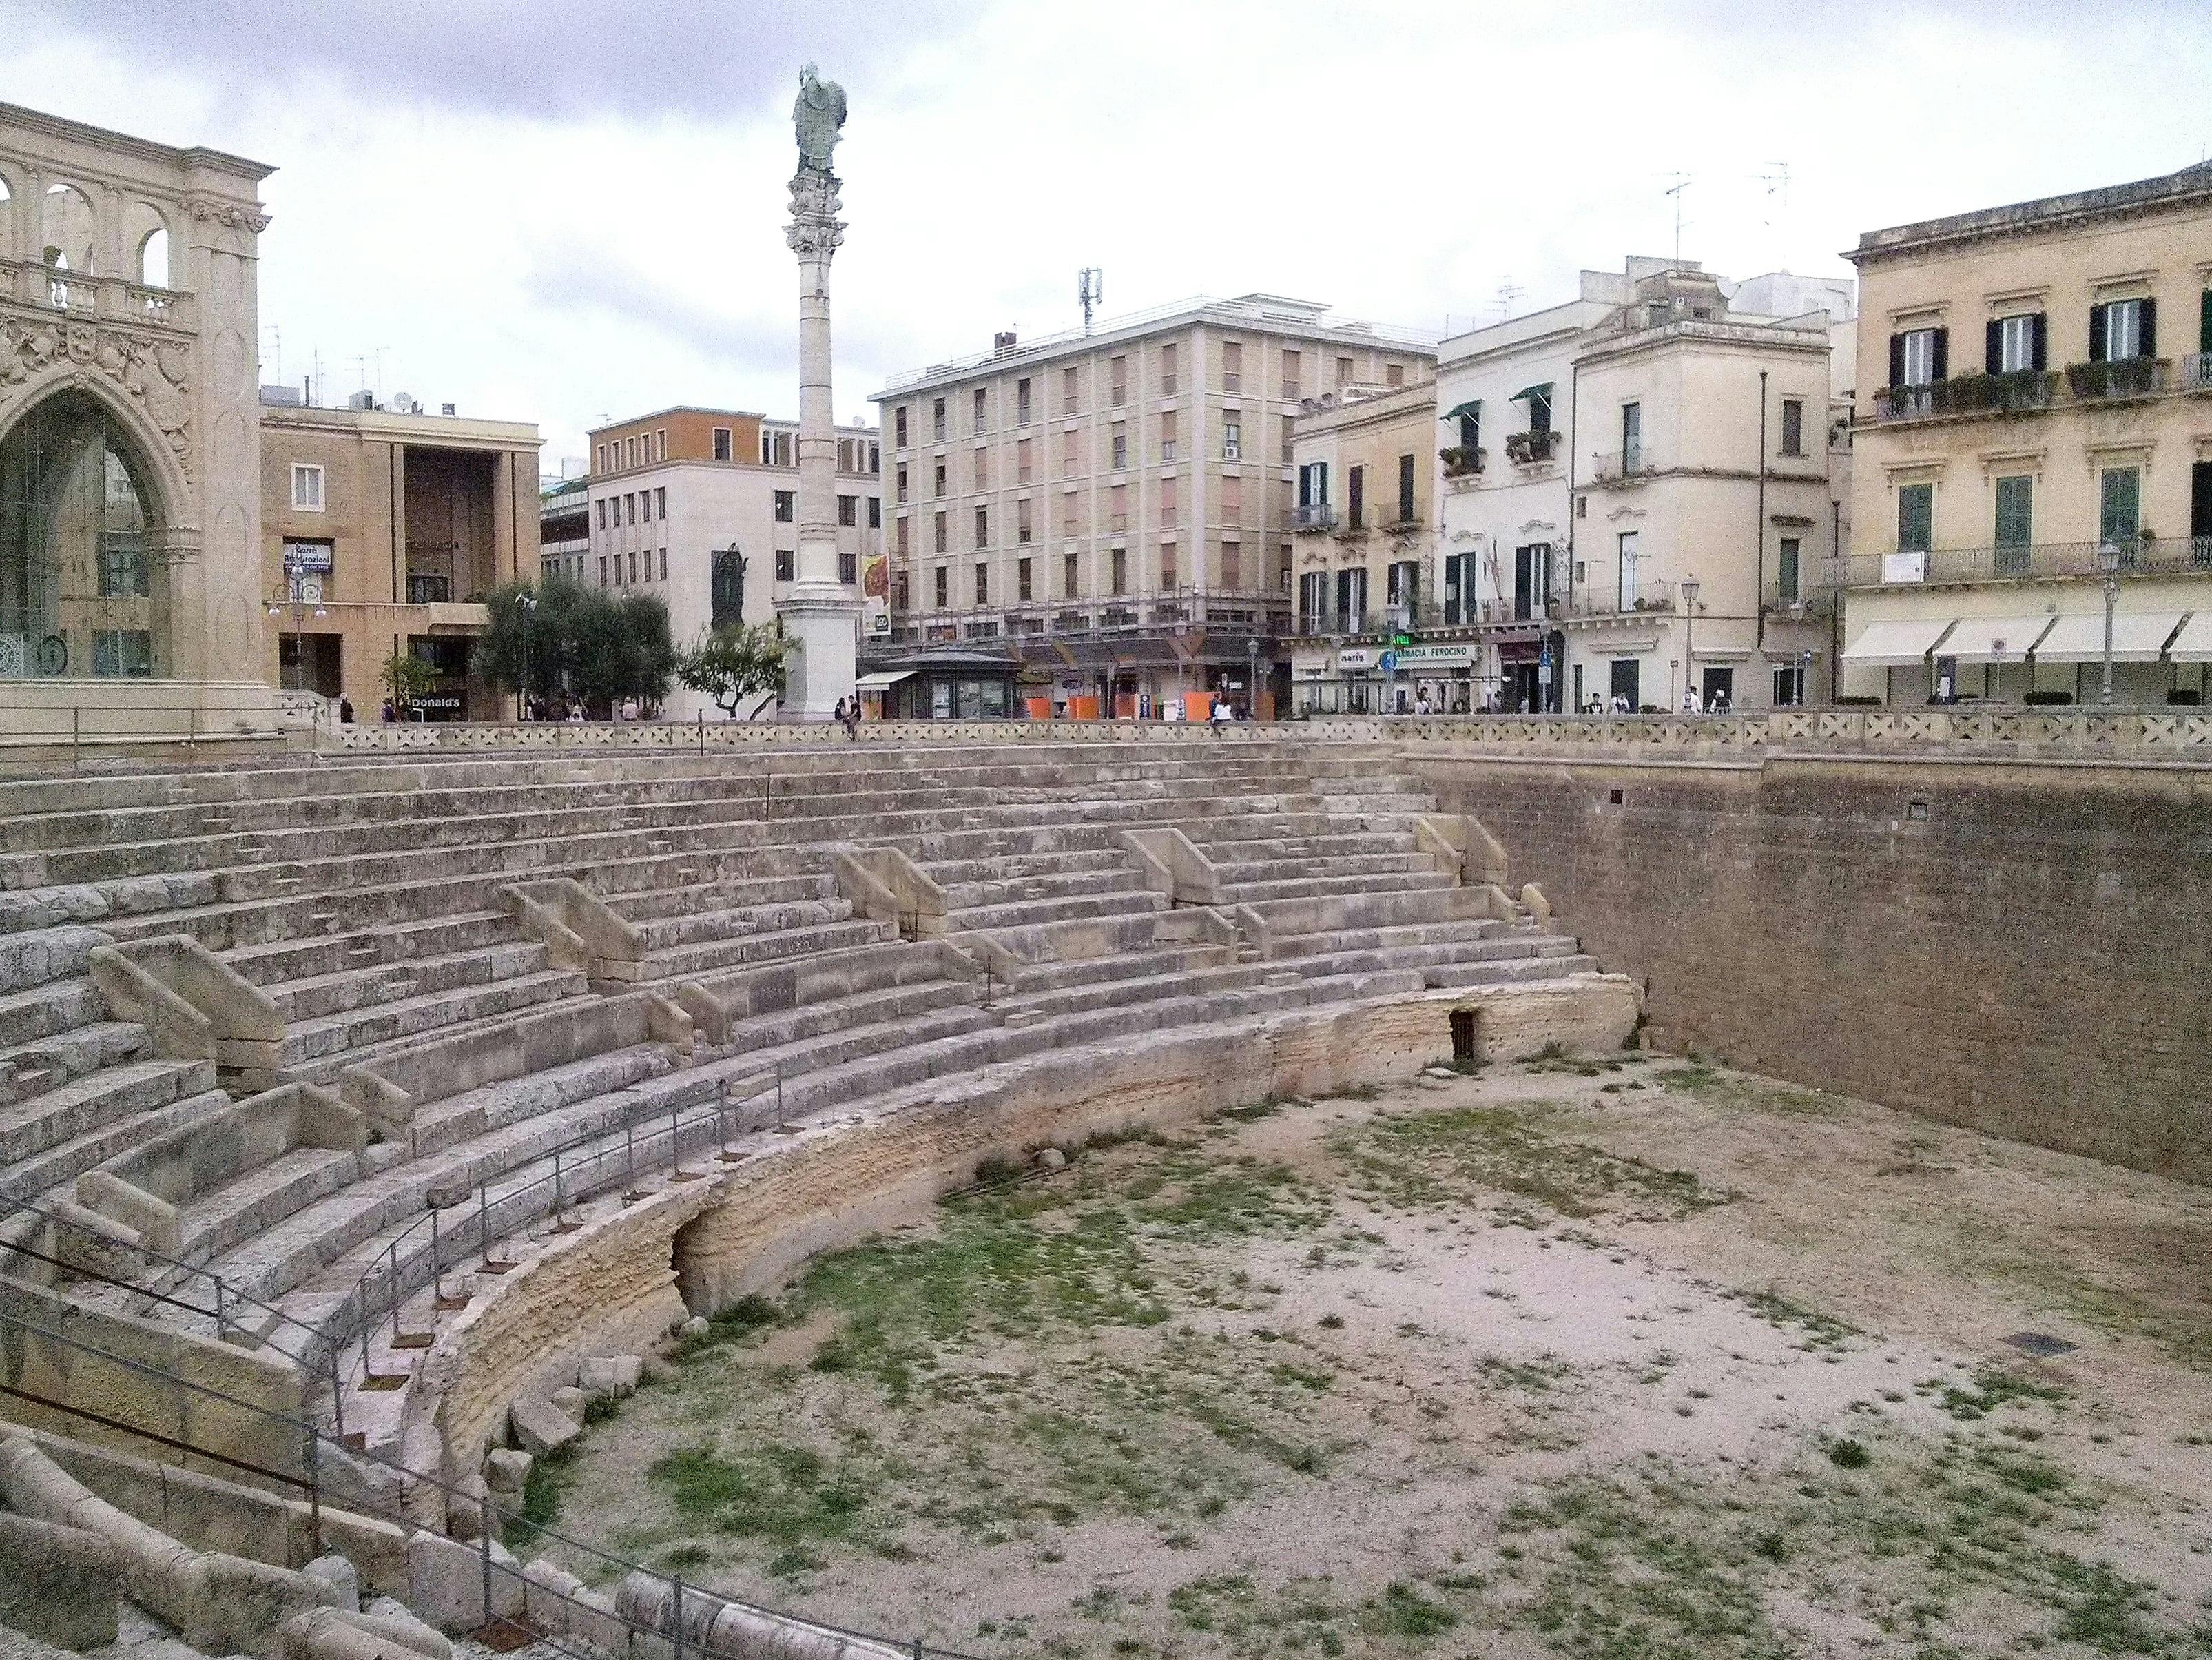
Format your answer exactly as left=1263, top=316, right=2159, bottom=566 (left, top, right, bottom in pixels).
left=0, top=376, right=196, bottom=683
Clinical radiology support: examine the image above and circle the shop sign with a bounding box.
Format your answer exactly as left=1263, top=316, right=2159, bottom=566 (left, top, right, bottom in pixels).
left=1335, top=647, right=1377, bottom=671
left=1394, top=643, right=1475, bottom=668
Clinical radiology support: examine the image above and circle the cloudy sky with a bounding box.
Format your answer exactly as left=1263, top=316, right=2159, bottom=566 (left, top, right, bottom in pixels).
left=6, top=1, right=2208, bottom=466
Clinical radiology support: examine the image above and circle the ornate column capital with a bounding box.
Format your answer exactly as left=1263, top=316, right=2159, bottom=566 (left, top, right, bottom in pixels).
left=785, top=170, right=845, bottom=261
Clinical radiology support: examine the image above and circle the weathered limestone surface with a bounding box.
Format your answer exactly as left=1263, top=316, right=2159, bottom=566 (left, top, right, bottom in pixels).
left=0, top=1509, right=121, bottom=1650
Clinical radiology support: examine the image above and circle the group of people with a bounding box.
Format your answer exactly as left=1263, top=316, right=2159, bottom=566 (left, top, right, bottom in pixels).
left=829, top=696, right=863, bottom=739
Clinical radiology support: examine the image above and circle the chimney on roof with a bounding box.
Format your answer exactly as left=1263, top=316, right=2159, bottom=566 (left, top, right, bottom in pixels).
left=992, top=329, right=1017, bottom=355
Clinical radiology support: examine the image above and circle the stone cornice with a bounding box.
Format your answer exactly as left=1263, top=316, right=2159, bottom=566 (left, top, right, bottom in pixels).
left=1848, top=163, right=2212, bottom=268
left=0, top=99, right=273, bottom=183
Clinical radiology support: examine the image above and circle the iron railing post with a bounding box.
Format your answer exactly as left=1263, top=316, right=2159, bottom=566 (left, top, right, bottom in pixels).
left=672, top=1576, right=685, bottom=1660
left=479, top=1492, right=495, bottom=1629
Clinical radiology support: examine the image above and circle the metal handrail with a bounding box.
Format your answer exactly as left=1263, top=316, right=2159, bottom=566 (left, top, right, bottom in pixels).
left=1823, top=535, right=2212, bottom=590
left=0, top=1305, right=989, bottom=1660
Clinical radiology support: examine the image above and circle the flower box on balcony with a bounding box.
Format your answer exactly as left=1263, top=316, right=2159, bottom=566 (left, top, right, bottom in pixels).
left=2066, top=357, right=2164, bottom=400
left=1440, top=444, right=1486, bottom=478
left=1504, top=430, right=1556, bottom=467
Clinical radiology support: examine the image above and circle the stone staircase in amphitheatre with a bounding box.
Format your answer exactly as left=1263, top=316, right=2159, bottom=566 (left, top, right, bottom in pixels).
left=0, top=740, right=1594, bottom=1468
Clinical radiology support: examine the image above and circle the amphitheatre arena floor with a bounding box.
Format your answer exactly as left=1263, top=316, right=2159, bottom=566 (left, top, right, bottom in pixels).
left=533, top=1052, right=2212, bottom=1660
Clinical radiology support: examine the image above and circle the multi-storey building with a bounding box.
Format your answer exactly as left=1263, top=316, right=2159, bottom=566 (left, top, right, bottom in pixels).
left=1430, top=258, right=1852, bottom=712
left=872, top=294, right=1436, bottom=717
left=1837, top=161, right=2212, bottom=706
left=1285, top=381, right=1446, bottom=712
left=583, top=407, right=880, bottom=719
left=259, top=390, right=542, bottom=720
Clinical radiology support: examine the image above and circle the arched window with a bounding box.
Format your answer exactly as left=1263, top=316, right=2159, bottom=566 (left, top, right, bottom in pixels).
left=710, top=547, right=746, bottom=631
left=0, top=175, right=12, bottom=259
left=0, top=391, right=172, bottom=680
left=138, top=226, right=169, bottom=290
left=41, top=183, right=96, bottom=273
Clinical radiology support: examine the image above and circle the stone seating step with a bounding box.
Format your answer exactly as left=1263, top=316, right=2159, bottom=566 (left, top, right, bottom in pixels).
left=1422, top=954, right=1600, bottom=990
left=0, top=976, right=114, bottom=1054
left=989, top=960, right=1274, bottom=1021
left=0, top=1084, right=230, bottom=1205
left=282, top=967, right=592, bottom=1074
left=1275, top=933, right=1582, bottom=978
left=1208, top=853, right=1441, bottom=883
left=706, top=976, right=984, bottom=1061
left=1214, top=871, right=1460, bottom=906
left=408, top=1045, right=678, bottom=1166
left=1270, top=919, right=1516, bottom=955
left=944, top=888, right=1166, bottom=934
left=636, top=916, right=890, bottom=982
left=170, top=1147, right=363, bottom=1275
left=0, top=1056, right=223, bottom=1173
left=0, top=925, right=110, bottom=998
left=916, top=848, right=1132, bottom=886
left=1036, top=968, right=1429, bottom=1050
left=265, top=940, right=551, bottom=1024
left=685, top=938, right=962, bottom=1010
left=219, top=910, right=523, bottom=987
left=998, top=944, right=1232, bottom=994
left=0, top=1020, right=151, bottom=1110
left=601, top=870, right=838, bottom=925
left=630, top=896, right=854, bottom=954
left=933, top=868, right=1143, bottom=910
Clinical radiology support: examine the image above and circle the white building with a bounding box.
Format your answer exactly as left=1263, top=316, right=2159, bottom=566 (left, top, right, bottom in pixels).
left=577, top=407, right=881, bottom=719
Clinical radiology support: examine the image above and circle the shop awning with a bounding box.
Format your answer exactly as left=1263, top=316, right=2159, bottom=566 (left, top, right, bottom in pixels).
left=852, top=670, right=914, bottom=691
left=1440, top=400, right=1482, bottom=424
left=2164, top=613, right=2212, bottom=663
left=1841, top=617, right=1957, bottom=666
left=1510, top=382, right=1553, bottom=404
left=1943, top=615, right=2058, bottom=664
left=2029, top=611, right=2187, bottom=664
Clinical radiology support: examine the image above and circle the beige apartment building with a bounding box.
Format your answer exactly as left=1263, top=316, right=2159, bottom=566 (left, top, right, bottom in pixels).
left=0, top=99, right=275, bottom=737
left=1838, top=160, right=2212, bottom=705
left=581, top=407, right=880, bottom=720
left=259, top=392, right=543, bottom=720
left=1285, top=380, right=1446, bottom=710
left=872, top=294, right=1435, bottom=717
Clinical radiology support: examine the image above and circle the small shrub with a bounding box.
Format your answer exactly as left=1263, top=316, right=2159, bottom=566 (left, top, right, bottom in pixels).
left=1754, top=1530, right=1788, bottom=1561
left=1318, top=1312, right=1345, bottom=1330
left=1827, top=1437, right=1870, bottom=1469
left=973, top=1154, right=1022, bottom=1187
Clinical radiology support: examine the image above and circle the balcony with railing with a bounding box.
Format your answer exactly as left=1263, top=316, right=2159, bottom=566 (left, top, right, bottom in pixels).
left=1440, top=445, right=1486, bottom=480
left=1293, top=503, right=1339, bottom=534
left=886, top=588, right=1291, bottom=647
left=2184, top=353, right=2212, bottom=391
left=4, top=258, right=198, bottom=330
left=1823, top=536, right=2212, bottom=590
left=1564, top=578, right=1676, bottom=618
left=1868, top=358, right=2187, bottom=425
left=1589, top=444, right=1660, bottom=484
left=1504, top=429, right=1558, bottom=467
left=2067, top=356, right=2166, bottom=401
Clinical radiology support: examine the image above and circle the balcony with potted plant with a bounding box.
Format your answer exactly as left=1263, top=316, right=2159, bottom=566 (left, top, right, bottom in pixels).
left=1504, top=429, right=1558, bottom=467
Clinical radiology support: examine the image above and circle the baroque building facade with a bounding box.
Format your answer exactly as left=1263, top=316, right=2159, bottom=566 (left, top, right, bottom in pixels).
left=0, top=99, right=274, bottom=735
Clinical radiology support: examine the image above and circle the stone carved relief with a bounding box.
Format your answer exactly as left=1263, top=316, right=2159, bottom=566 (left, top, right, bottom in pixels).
left=784, top=170, right=845, bottom=262
left=181, top=196, right=271, bottom=234
left=0, top=312, right=195, bottom=482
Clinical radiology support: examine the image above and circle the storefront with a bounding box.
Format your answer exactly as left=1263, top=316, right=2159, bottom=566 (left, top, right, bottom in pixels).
left=1388, top=642, right=1480, bottom=714
left=855, top=646, right=1024, bottom=720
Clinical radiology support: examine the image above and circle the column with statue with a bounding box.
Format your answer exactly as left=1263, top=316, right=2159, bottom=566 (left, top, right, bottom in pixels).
left=775, top=64, right=862, bottom=718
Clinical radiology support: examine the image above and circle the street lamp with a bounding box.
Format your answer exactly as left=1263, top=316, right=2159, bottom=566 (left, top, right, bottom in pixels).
left=1679, top=575, right=1701, bottom=707
left=2096, top=540, right=2121, bottom=706
left=517, top=592, right=539, bottom=721
left=1246, top=635, right=1259, bottom=719
left=266, top=589, right=329, bottom=694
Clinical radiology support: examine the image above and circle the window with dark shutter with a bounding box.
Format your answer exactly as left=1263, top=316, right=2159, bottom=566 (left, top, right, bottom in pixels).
left=2032, top=312, right=2048, bottom=371
left=2201, top=289, right=2212, bottom=355
left=1888, top=333, right=1905, bottom=387
left=1347, top=465, right=1365, bottom=531
left=1930, top=327, right=1949, bottom=380
left=2139, top=297, right=2157, bottom=358
left=1398, top=453, right=1416, bottom=524
left=1985, top=319, right=2003, bottom=374
left=2089, top=303, right=2109, bottom=363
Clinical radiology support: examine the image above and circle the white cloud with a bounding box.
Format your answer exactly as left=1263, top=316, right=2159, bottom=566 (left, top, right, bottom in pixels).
left=6, top=0, right=2206, bottom=460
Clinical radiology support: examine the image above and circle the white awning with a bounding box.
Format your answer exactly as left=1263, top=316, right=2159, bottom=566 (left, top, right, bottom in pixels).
left=1943, top=615, right=2057, bottom=664
left=2029, top=612, right=2187, bottom=664
left=1842, top=617, right=1957, bottom=666
left=853, top=670, right=914, bottom=691
left=2165, top=613, right=2212, bottom=663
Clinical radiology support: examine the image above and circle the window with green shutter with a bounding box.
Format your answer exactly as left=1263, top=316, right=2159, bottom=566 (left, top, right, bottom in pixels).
left=2098, top=467, right=2141, bottom=545
left=1896, top=482, right=1934, bottom=553
left=1994, top=475, right=2032, bottom=573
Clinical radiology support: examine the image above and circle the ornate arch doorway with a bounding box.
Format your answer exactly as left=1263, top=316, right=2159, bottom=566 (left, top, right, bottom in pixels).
left=0, top=389, right=174, bottom=680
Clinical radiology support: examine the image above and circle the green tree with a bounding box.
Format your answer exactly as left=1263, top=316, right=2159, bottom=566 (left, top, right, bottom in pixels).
left=378, top=648, right=437, bottom=711
left=676, top=622, right=791, bottom=719
left=471, top=579, right=674, bottom=715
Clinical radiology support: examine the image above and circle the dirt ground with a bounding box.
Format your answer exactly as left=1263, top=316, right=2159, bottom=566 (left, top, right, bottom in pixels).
left=532, top=1050, right=2212, bottom=1660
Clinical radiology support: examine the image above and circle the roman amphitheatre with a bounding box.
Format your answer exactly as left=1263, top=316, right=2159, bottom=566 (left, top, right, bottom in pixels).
left=0, top=727, right=2205, bottom=1660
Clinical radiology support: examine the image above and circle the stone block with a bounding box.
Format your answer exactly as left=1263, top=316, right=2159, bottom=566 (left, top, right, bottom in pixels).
left=0, top=1510, right=121, bottom=1650
left=577, top=1355, right=641, bottom=1399
left=482, top=1448, right=532, bottom=1495
left=486, top=1539, right=526, bottom=1621
left=509, top=1395, right=579, bottom=1457
left=302, top=1553, right=360, bottom=1613
left=522, top=1559, right=585, bottom=1632
left=404, top=1529, right=487, bottom=1633
left=549, top=1385, right=589, bottom=1424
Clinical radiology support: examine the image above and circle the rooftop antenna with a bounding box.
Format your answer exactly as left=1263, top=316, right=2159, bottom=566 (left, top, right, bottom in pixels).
left=1077, top=267, right=1103, bottom=334
left=260, top=323, right=281, bottom=385
left=1755, top=161, right=1792, bottom=229
left=1494, top=277, right=1522, bottom=321
left=1660, top=172, right=1694, bottom=264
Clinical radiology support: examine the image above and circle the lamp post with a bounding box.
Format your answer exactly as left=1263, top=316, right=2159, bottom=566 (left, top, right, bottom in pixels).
left=516, top=592, right=538, bottom=721
left=266, top=591, right=328, bottom=695
left=1246, top=635, right=1259, bottom=719
left=2096, top=540, right=2121, bottom=706
left=1679, top=575, right=1701, bottom=707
